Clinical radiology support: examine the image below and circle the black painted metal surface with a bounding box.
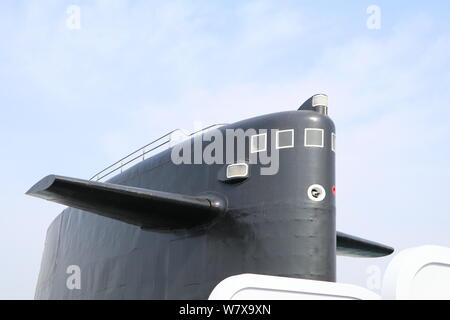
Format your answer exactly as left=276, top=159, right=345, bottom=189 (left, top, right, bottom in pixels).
left=337, top=232, right=393, bottom=257
left=29, top=98, right=393, bottom=299
left=27, top=175, right=226, bottom=230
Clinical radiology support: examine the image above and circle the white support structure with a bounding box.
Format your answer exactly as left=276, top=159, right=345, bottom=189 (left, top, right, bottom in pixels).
left=209, top=246, right=450, bottom=300
left=382, top=245, right=450, bottom=300
left=209, top=274, right=381, bottom=300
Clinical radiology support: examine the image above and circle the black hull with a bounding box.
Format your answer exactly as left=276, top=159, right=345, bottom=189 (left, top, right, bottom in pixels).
left=35, top=109, right=338, bottom=299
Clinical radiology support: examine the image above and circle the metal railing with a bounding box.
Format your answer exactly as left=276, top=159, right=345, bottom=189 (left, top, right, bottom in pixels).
left=90, top=123, right=228, bottom=182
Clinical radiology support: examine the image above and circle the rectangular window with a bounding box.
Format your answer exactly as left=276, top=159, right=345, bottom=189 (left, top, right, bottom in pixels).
left=276, top=129, right=294, bottom=149
left=251, top=133, right=267, bottom=153
left=304, top=128, right=324, bottom=148
left=331, top=133, right=336, bottom=152
left=226, top=163, right=249, bottom=179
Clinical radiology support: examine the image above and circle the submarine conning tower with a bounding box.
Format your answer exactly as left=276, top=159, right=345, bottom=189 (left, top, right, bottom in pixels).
left=28, top=94, right=393, bottom=299
left=279, top=93, right=336, bottom=281
left=207, top=93, right=337, bottom=282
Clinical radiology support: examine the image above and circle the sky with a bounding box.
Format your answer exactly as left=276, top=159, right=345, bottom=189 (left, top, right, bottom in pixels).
left=1, top=0, right=450, bottom=299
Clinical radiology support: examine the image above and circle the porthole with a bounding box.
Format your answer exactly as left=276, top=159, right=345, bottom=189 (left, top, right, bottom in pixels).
left=307, top=184, right=326, bottom=202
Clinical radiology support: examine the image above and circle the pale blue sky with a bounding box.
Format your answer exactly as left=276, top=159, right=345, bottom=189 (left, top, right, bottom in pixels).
left=1, top=1, right=450, bottom=299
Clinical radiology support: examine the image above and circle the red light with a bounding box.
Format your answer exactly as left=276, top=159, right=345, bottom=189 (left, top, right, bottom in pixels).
left=332, top=186, right=336, bottom=195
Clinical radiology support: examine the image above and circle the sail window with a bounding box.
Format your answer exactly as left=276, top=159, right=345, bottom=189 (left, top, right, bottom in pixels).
left=226, top=163, right=249, bottom=179
left=276, top=129, right=295, bottom=149
left=304, top=128, right=324, bottom=148
left=331, top=133, right=336, bottom=152
left=251, top=133, right=267, bottom=153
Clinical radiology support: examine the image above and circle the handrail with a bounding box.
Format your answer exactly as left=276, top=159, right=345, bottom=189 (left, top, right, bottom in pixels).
left=90, top=123, right=228, bottom=181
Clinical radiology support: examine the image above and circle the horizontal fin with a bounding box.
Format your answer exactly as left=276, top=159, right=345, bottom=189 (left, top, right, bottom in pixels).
left=337, top=231, right=394, bottom=257
left=26, top=175, right=226, bottom=231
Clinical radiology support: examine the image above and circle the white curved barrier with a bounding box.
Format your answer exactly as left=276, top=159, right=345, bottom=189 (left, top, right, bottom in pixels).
left=382, top=245, right=450, bottom=300
left=209, top=273, right=381, bottom=300
left=209, top=246, right=450, bottom=300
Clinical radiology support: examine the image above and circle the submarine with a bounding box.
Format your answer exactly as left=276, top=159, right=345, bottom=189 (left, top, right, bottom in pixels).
left=27, top=94, right=393, bottom=299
